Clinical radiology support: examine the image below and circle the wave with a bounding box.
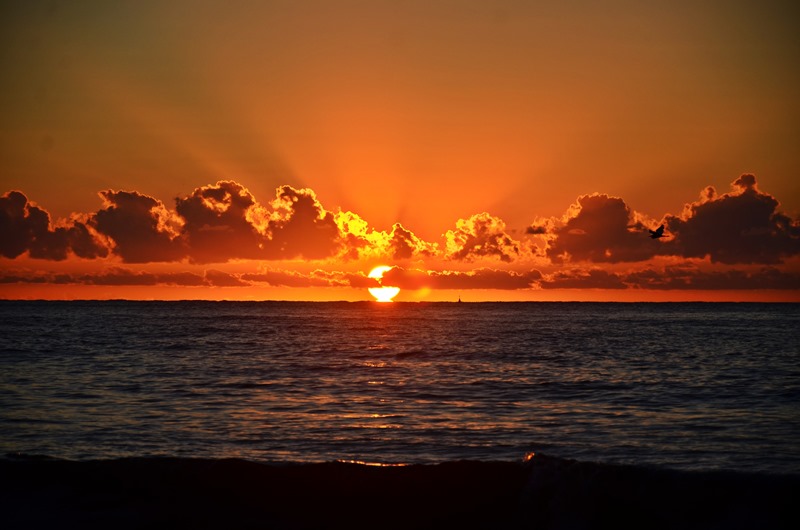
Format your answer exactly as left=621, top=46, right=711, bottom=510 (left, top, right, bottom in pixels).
left=1, top=453, right=797, bottom=529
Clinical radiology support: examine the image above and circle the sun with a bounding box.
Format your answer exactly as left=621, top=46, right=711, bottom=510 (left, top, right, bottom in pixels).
left=368, top=265, right=400, bottom=302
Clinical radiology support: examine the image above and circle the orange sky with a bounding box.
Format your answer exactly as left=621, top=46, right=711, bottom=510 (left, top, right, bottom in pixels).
left=1, top=1, right=798, bottom=301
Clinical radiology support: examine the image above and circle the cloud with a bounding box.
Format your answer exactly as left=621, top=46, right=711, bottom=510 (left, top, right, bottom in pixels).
left=539, top=269, right=627, bottom=289
left=92, top=181, right=353, bottom=264
left=382, top=267, right=541, bottom=290
left=0, top=272, right=49, bottom=284
left=665, top=175, right=800, bottom=264
left=262, top=185, right=343, bottom=260
left=533, top=174, right=799, bottom=266
left=445, top=212, right=523, bottom=262
left=525, top=225, right=548, bottom=235
left=624, top=266, right=800, bottom=290
left=543, top=194, right=658, bottom=264
left=0, top=267, right=206, bottom=286
left=175, top=181, right=269, bottom=263
left=386, top=223, right=437, bottom=260
left=537, top=263, right=800, bottom=290
left=204, top=269, right=250, bottom=287
left=65, top=221, right=110, bottom=260
left=176, top=182, right=352, bottom=262
left=2, top=182, right=439, bottom=264
left=83, top=269, right=207, bottom=286
left=92, top=190, right=186, bottom=263
left=1, top=191, right=108, bottom=260
left=242, top=269, right=349, bottom=288
left=0, top=268, right=260, bottom=287
left=92, top=181, right=355, bottom=263
left=334, top=212, right=437, bottom=261
left=4, top=173, right=798, bottom=284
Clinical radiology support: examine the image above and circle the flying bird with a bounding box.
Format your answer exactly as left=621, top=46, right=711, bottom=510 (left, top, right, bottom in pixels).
left=649, top=225, right=666, bottom=239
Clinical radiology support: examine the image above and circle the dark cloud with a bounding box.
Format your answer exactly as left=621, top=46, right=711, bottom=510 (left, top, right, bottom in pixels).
left=342, top=271, right=382, bottom=289
left=387, top=223, right=436, bottom=260
left=665, top=175, right=800, bottom=264
left=445, top=212, right=522, bottom=262
left=526, top=225, right=548, bottom=235
left=80, top=268, right=162, bottom=286
left=65, top=221, right=110, bottom=260
left=0, top=191, right=108, bottom=261
left=175, top=181, right=267, bottom=263
left=241, top=270, right=348, bottom=288
left=536, top=174, right=799, bottom=266
left=0, top=191, right=34, bottom=258
left=0, top=267, right=207, bottom=286
left=625, top=266, right=800, bottom=290
left=263, top=185, right=342, bottom=260
left=4, top=173, right=798, bottom=280
left=538, top=264, right=800, bottom=290
left=204, top=269, right=250, bottom=287
left=0, top=272, right=49, bottom=284
left=1, top=191, right=108, bottom=260
left=93, top=190, right=185, bottom=263
left=82, top=269, right=207, bottom=286
left=539, top=269, right=627, bottom=289
left=175, top=182, right=344, bottom=263
left=545, top=194, right=657, bottom=264
left=2, top=182, right=368, bottom=264
left=157, top=272, right=209, bottom=286
left=382, top=267, right=541, bottom=290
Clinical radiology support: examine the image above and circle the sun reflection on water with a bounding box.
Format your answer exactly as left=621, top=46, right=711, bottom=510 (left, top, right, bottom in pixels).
left=336, top=459, right=409, bottom=467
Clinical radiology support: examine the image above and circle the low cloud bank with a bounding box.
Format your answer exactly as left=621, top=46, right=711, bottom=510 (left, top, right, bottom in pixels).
left=2, top=174, right=798, bottom=292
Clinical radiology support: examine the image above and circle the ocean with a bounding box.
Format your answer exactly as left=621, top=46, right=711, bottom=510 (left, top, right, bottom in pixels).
left=2, top=300, right=800, bottom=528
left=2, top=300, right=798, bottom=473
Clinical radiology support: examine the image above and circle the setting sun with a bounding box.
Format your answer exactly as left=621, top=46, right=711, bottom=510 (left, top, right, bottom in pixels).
left=368, top=266, right=400, bottom=302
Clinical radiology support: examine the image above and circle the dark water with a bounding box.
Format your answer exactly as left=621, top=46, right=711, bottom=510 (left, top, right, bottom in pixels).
left=1, top=301, right=798, bottom=473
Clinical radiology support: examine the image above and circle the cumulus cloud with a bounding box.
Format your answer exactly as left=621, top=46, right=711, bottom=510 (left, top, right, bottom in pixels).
left=92, top=190, right=185, bottom=263
left=334, top=211, right=437, bottom=261
left=175, top=182, right=406, bottom=262
left=532, top=174, right=799, bottom=267
left=175, top=181, right=269, bottom=263
left=445, top=212, right=522, bottom=262
left=386, top=223, right=437, bottom=260
left=4, top=173, right=798, bottom=294
left=1, top=191, right=108, bottom=260
left=664, top=174, right=800, bottom=264
left=263, top=185, right=342, bottom=260
left=2, top=182, right=442, bottom=264
left=543, top=194, right=658, bottom=264
left=64, top=221, right=110, bottom=260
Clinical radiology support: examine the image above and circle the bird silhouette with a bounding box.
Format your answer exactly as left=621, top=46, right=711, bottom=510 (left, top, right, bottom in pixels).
left=648, top=225, right=666, bottom=239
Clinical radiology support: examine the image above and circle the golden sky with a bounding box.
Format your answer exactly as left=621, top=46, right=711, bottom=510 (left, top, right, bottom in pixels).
left=1, top=0, right=798, bottom=301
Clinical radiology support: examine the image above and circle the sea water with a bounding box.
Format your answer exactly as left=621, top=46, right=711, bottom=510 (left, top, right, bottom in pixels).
left=1, top=301, right=798, bottom=474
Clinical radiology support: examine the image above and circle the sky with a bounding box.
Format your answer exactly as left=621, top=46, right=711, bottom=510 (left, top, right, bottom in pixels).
left=1, top=0, right=799, bottom=301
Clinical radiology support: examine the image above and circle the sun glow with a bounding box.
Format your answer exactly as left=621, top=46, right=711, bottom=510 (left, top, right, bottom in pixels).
left=368, top=266, right=400, bottom=302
